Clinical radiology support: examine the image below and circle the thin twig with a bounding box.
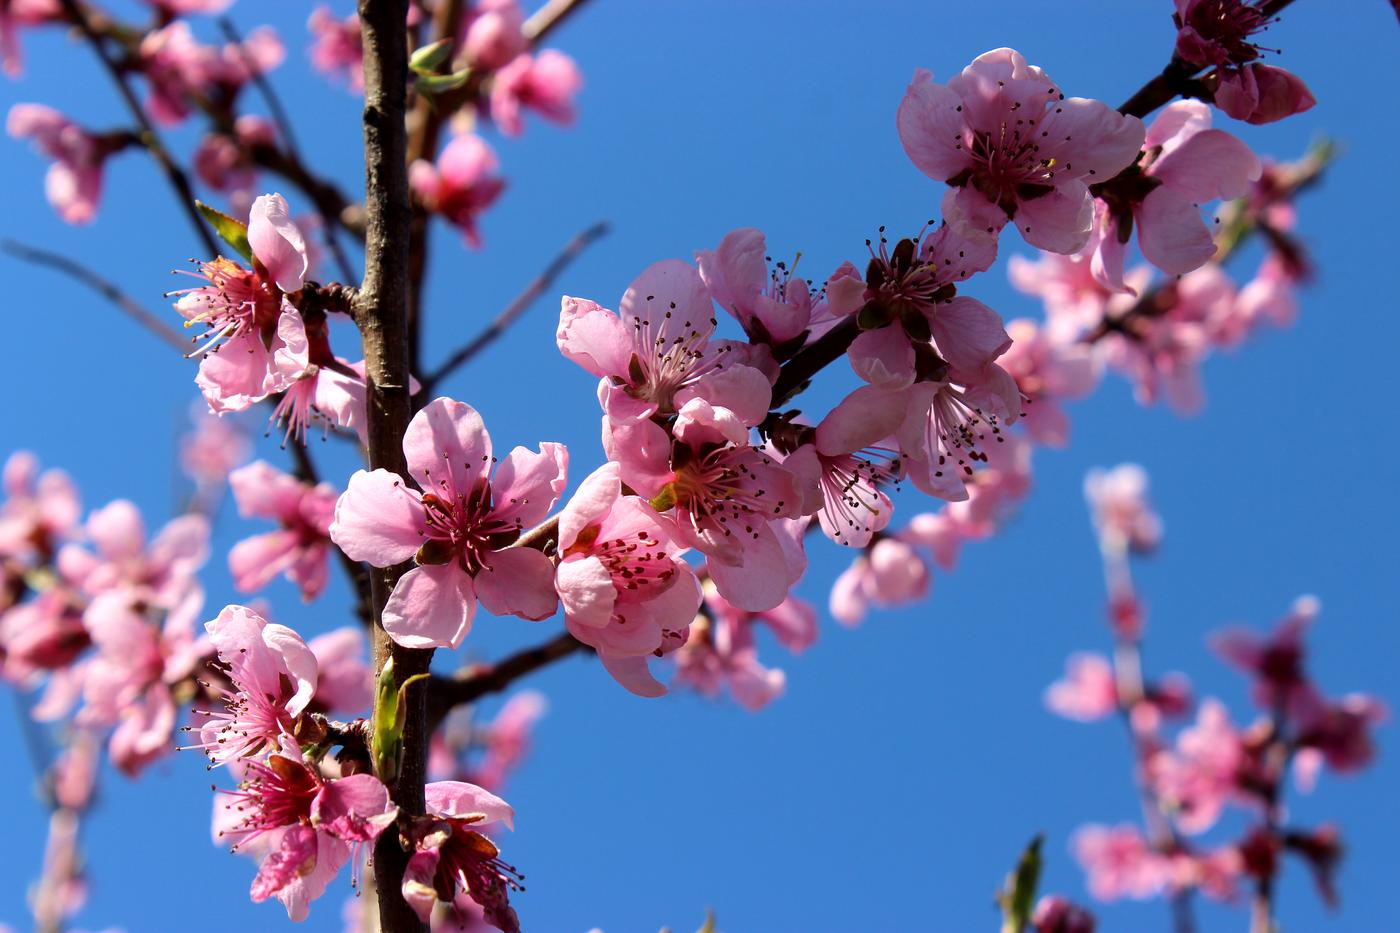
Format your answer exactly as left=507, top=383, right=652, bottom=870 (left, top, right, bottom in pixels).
left=421, top=220, right=610, bottom=390
left=2, top=239, right=188, bottom=352
left=58, top=0, right=220, bottom=258
left=218, top=16, right=357, bottom=283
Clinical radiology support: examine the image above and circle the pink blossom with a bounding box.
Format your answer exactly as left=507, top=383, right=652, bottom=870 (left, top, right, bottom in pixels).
left=74, top=588, right=206, bottom=774
left=999, top=318, right=1098, bottom=446
left=817, top=363, right=1020, bottom=502
left=330, top=397, right=566, bottom=649
left=307, top=627, right=372, bottom=717
left=179, top=404, right=252, bottom=491
left=52, top=729, right=100, bottom=811
left=674, top=585, right=815, bottom=711
left=604, top=399, right=803, bottom=613
left=59, top=500, right=209, bottom=609
left=307, top=7, right=363, bottom=93
left=267, top=326, right=376, bottom=446
left=777, top=411, right=903, bottom=549
left=193, top=115, right=276, bottom=196
left=1091, top=101, right=1260, bottom=286
left=1045, top=653, right=1118, bottom=722
left=462, top=0, right=526, bottom=71
left=216, top=745, right=397, bottom=921
left=1210, top=594, right=1318, bottom=715
left=410, top=133, right=505, bottom=248
left=402, top=782, right=520, bottom=932
left=0, top=451, right=79, bottom=563
left=192, top=605, right=318, bottom=766
left=0, top=0, right=60, bottom=77
left=489, top=50, right=582, bottom=137
left=139, top=22, right=284, bottom=125
left=1294, top=694, right=1387, bottom=776
left=0, top=589, right=88, bottom=679
left=1215, top=253, right=1297, bottom=346
left=1008, top=248, right=1120, bottom=342
left=559, top=260, right=774, bottom=464
left=1150, top=699, right=1245, bottom=834
left=1172, top=1, right=1315, bottom=125
left=228, top=461, right=337, bottom=601
left=147, top=0, right=233, bottom=13
left=7, top=104, right=115, bottom=224
left=897, top=49, right=1145, bottom=253
left=829, top=536, right=930, bottom=626
left=844, top=232, right=1010, bottom=391
left=172, top=193, right=311, bottom=413
left=1177, top=845, right=1245, bottom=901
left=1072, top=824, right=1170, bottom=901
left=554, top=463, right=699, bottom=697
left=696, top=228, right=823, bottom=346
left=1032, top=895, right=1095, bottom=933
left=1083, top=464, right=1161, bottom=554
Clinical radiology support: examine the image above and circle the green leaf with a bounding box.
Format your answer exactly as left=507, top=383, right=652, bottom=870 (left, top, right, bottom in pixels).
left=195, top=201, right=253, bottom=263
left=415, top=70, right=471, bottom=96
left=997, top=835, right=1043, bottom=933
left=410, top=38, right=454, bottom=74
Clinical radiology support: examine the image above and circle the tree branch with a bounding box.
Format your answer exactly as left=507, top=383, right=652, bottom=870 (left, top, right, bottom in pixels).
left=355, top=1, right=429, bottom=929
left=1, top=239, right=188, bottom=352
left=421, top=220, right=610, bottom=392
left=770, top=316, right=859, bottom=409
left=58, top=0, right=220, bottom=258
left=218, top=16, right=357, bottom=282
left=427, top=632, right=585, bottom=731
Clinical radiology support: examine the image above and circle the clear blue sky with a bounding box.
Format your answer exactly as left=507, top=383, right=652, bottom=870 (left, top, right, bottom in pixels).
left=1, top=2, right=1395, bottom=931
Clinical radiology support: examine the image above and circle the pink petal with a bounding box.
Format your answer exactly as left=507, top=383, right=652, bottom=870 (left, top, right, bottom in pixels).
left=229, top=529, right=300, bottom=593
left=1151, top=128, right=1260, bottom=203
left=329, top=469, right=425, bottom=567
left=597, top=652, right=667, bottom=698
left=401, top=398, right=492, bottom=497
left=896, top=68, right=971, bottom=182
left=87, top=500, right=145, bottom=561
left=402, top=849, right=442, bottom=924
left=1015, top=180, right=1094, bottom=254
left=706, top=524, right=791, bottom=612
left=247, top=193, right=308, bottom=293
left=557, top=296, right=633, bottom=378
left=229, top=460, right=305, bottom=520
left=1037, top=98, right=1145, bottom=179
left=929, top=296, right=1012, bottom=373
left=311, top=773, right=398, bottom=842
left=618, top=259, right=715, bottom=347
left=383, top=564, right=477, bottom=649
left=425, top=781, right=515, bottom=828
left=848, top=326, right=916, bottom=389
left=1137, top=187, right=1216, bottom=275
left=475, top=546, right=557, bottom=621
left=555, top=555, right=616, bottom=629
left=557, top=462, right=620, bottom=550
left=490, top=442, right=568, bottom=530
left=815, top=385, right=908, bottom=456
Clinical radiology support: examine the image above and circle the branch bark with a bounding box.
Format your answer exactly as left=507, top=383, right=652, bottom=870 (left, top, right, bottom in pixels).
left=355, top=2, right=429, bottom=930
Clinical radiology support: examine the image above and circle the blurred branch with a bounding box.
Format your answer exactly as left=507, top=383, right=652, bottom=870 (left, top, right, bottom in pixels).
left=420, top=220, right=610, bottom=391
left=1, top=239, right=188, bottom=352
left=58, top=0, right=220, bottom=257
left=218, top=16, right=357, bottom=283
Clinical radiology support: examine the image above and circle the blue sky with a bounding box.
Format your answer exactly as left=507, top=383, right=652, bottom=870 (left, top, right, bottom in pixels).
left=1, top=1, right=1396, bottom=931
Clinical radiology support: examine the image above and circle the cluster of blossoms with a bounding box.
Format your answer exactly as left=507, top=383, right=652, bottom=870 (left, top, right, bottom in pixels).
left=1, top=0, right=1351, bottom=928
left=1046, top=466, right=1381, bottom=917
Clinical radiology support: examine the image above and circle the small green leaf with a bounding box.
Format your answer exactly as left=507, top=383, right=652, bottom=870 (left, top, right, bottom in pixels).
left=415, top=70, right=471, bottom=96
left=195, top=201, right=253, bottom=263
left=410, top=38, right=454, bottom=74
left=997, top=835, right=1043, bottom=933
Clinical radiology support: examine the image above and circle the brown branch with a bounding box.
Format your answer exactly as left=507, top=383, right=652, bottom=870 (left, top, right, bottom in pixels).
left=58, top=0, right=220, bottom=258
left=355, top=0, right=431, bottom=929
left=421, top=220, right=610, bottom=391
left=218, top=16, right=357, bottom=283
left=770, top=316, right=859, bottom=409
left=427, top=631, right=585, bottom=730
left=1, top=239, right=188, bottom=352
